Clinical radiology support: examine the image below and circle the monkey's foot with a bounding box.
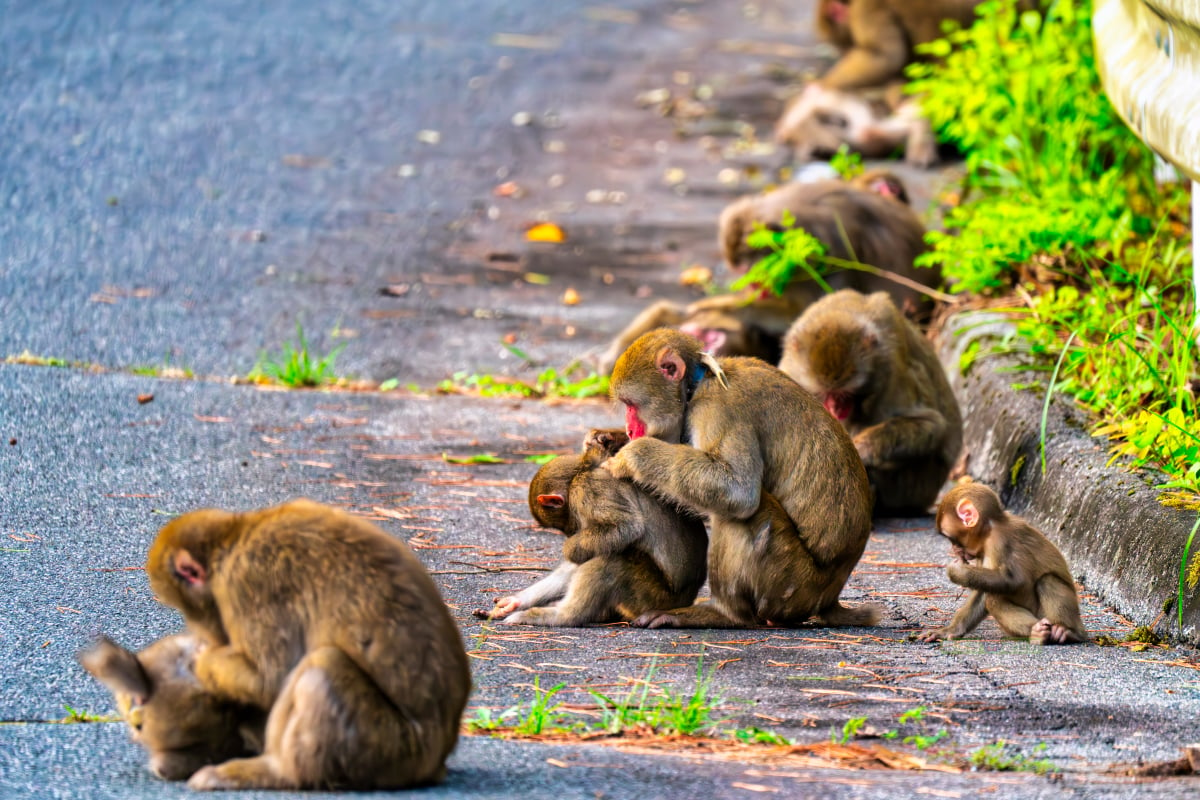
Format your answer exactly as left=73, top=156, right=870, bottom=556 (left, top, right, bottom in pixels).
left=1030, top=618, right=1080, bottom=645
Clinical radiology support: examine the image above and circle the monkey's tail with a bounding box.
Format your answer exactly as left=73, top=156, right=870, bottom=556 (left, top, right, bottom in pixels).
left=818, top=601, right=882, bottom=628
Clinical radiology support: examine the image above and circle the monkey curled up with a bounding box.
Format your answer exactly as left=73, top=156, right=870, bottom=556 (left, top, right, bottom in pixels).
left=919, top=483, right=1087, bottom=645
left=605, top=328, right=880, bottom=629
left=477, top=427, right=708, bottom=626
left=136, top=499, right=471, bottom=790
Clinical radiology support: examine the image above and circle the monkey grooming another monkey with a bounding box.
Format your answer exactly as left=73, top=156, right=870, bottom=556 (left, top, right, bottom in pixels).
left=779, top=289, right=962, bottom=516
left=484, top=428, right=708, bottom=626
left=606, top=329, right=879, bottom=629
left=79, top=634, right=265, bottom=781
left=918, top=483, right=1087, bottom=645
left=598, top=171, right=937, bottom=374
left=146, top=498, right=472, bottom=791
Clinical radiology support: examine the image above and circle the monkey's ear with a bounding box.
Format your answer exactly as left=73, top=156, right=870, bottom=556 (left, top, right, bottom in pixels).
left=537, top=494, right=566, bottom=509
left=173, top=550, right=207, bottom=587
left=654, top=347, right=686, bottom=382
left=78, top=636, right=151, bottom=704
left=955, top=499, right=980, bottom=529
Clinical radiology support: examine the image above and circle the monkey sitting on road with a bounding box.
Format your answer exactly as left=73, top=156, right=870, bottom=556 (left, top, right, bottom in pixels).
left=919, top=483, right=1087, bottom=645
left=482, top=428, right=708, bottom=626
left=146, top=499, right=472, bottom=790
left=597, top=171, right=937, bottom=374
left=779, top=289, right=962, bottom=516
left=79, top=634, right=265, bottom=781
left=605, top=329, right=879, bottom=629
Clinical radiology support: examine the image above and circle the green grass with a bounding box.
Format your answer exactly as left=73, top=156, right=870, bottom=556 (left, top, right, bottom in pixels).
left=968, top=741, right=1056, bottom=774
left=248, top=323, right=345, bottom=387
left=438, top=361, right=609, bottom=400
left=59, top=705, right=119, bottom=724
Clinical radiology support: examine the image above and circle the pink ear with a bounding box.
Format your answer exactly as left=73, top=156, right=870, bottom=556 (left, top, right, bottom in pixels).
left=537, top=494, right=566, bottom=509
left=956, top=499, right=979, bottom=529
left=655, top=347, right=685, bottom=382
left=173, top=550, right=207, bottom=587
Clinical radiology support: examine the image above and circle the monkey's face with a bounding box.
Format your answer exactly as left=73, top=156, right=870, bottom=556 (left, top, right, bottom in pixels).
left=79, top=635, right=258, bottom=781
left=528, top=456, right=580, bottom=533
left=935, top=499, right=987, bottom=561
left=781, top=319, right=874, bottom=423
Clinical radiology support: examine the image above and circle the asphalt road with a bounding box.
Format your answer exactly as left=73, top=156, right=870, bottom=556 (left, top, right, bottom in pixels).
left=2, top=1, right=1198, bottom=798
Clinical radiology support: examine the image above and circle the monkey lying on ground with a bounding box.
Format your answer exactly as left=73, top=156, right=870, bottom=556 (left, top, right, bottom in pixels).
left=597, top=171, right=937, bottom=373
left=481, top=428, right=708, bottom=626
left=774, top=82, right=938, bottom=168
left=918, top=483, right=1087, bottom=644
left=779, top=290, right=962, bottom=515
left=606, top=329, right=879, bottom=629
left=147, top=499, right=472, bottom=790
left=814, top=0, right=993, bottom=91
left=79, top=634, right=265, bottom=781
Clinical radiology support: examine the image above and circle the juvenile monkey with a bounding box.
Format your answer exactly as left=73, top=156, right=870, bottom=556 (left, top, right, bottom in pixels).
left=146, top=499, right=472, bottom=790
left=598, top=172, right=936, bottom=374
left=484, top=428, right=708, bottom=626
left=78, top=634, right=264, bottom=781
left=774, top=82, right=939, bottom=168
left=919, top=482, right=1087, bottom=645
left=606, top=329, right=879, bottom=629
left=779, top=290, right=962, bottom=515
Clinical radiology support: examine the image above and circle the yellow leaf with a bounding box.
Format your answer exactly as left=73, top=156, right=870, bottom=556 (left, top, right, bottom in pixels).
left=526, top=222, right=566, bottom=243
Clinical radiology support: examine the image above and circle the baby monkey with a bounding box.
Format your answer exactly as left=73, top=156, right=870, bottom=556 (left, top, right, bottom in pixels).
left=483, top=428, right=708, bottom=626
left=919, top=483, right=1087, bottom=645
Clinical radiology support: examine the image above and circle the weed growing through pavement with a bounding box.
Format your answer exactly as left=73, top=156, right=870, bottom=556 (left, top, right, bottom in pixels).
left=438, top=359, right=608, bottom=400
left=59, top=705, right=119, bottom=724
left=968, top=741, right=1056, bottom=774
left=248, top=323, right=345, bottom=387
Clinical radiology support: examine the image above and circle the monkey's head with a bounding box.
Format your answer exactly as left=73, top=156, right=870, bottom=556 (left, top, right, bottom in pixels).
left=528, top=455, right=585, bottom=533
left=853, top=169, right=910, bottom=205
left=718, top=197, right=767, bottom=270
left=775, top=85, right=894, bottom=161
left=779, top=293, right=882, bottom=423
left=816, top=0, right=853, bottom=48
left=610, top=329, right=705, bottom=444
left=935, top=483, right=1004, bottom=559
left=147, top=509, right=241, bottom=641
left=78, top=634, right=260, bottom=781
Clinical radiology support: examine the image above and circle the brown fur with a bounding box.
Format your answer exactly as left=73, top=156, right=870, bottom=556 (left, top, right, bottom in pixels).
left=600, top=173, right=937, bottom=374
left=78, top=634, right=264, bottom=781
left=774, top=82, right=938, bottom=168
left=779, top=290, right=962, bottom=515
left=486, top=429, right=708, bottom=626
left=919, top=483, right=1087, bottom=644
left=607, top=329, right=879, bottom=629
left=146, top=499, right=472, bottom=790
left=815, top=0, right=992, bottom=90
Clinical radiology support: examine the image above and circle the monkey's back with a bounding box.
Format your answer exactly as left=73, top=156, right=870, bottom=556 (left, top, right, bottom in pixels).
left=574, top=467, right=708, bottom=599
left=213, top=500, right=471, bottom=739
left=694, top=357, right=872, bottom=562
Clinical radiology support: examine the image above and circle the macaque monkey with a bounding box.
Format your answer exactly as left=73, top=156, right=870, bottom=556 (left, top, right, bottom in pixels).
left=606, top=329, right=879, bottom=629
left=78, top=634, right=264, bottom=781
left=814, top=0, right=991, bottom=91
left=146, top=499, right=472, bottom=790
left=774, top=82, right=939, bottom=168
left=598, top=171, right=936, bottom=374
left=483, top=428, right=708, bottom=626
left=779, top=290, right=962, bottom=515
left=919, top=483, right=1087, bottom=645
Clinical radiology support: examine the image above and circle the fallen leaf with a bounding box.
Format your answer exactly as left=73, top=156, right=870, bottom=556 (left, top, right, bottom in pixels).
left=546, top=758, right=571, bottom=769
left=562, top=288, right=580, bottom=306
left=380, top=284, right=411, bottom=297
left=526, top=223, right=565, bottom=243
left=491, top=33, right=561, bottom=50
left=494, top=181, right=523, bottom=198
left=523, top=272, right=551, bottom=285
left=137, top=394, right=154, bottom=405
left=679, top=266, right=712, bottom=286
left=416, top=130, right=441, bottom=145
left=281, top=154, right=331, bottom=169
left=194, top=415, right=232, bottom=423
left=442, top=453, right=510, bottom=465
left=731, top=783, right=778, bottom=793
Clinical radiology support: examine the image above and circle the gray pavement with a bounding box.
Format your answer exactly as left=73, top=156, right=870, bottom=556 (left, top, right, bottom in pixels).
left=2, top=1, right=1198, bottom=798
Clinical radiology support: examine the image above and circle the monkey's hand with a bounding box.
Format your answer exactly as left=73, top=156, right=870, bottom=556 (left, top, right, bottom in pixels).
left=487, top=596, right=521, bottom=620
left=194, top=646, right=271, bottom=710
left=950, top=544, right=970, bottom=564
left=945, top=563, right=972, bottom=587
left=631, top=610, right=682, bottom=629
left=561, top=535, right=595, bottom=565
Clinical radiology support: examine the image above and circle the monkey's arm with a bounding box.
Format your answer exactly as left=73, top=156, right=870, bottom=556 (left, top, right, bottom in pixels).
left=946, top=562, right=1024, bottom=596
left=563, top=519, right=643, bottom=564
left=918, top=590, right=986, bottom=642
left=490, top=562, right=577, bottom=619
left=194, top=646, right=274, bottom=710
left=606, top=437, right=762, bottom=520
left=820, top=4, right=908, bottom=90
left=853, top=409, right=947, bottom=465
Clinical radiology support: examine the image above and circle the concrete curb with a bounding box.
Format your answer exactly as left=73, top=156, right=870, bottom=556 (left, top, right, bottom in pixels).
left=939, top=311, right=1200, bottom=645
